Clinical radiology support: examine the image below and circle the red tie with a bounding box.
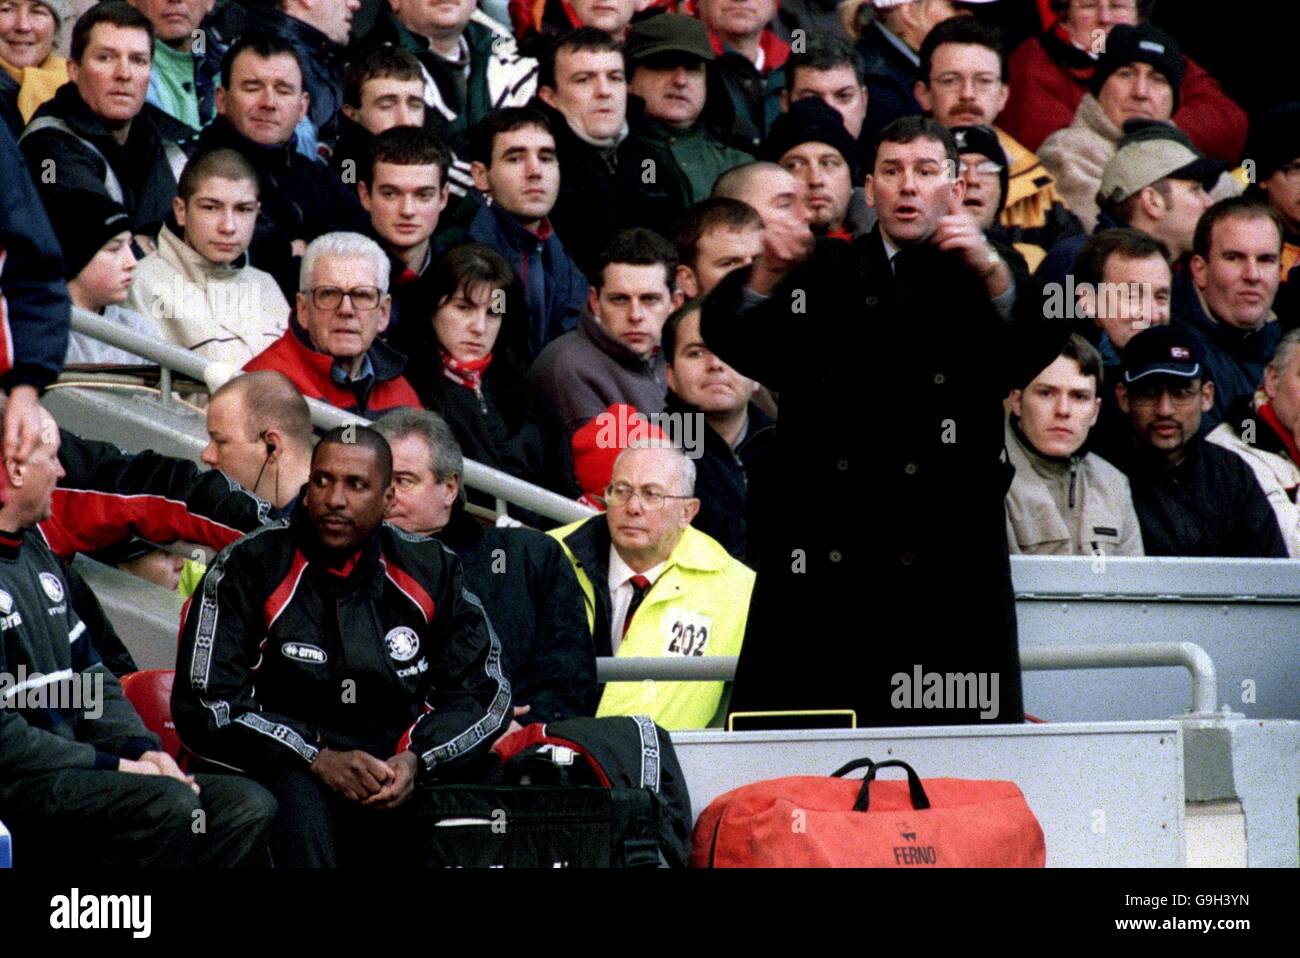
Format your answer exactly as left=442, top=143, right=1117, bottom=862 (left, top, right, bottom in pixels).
left=623, top=575, right=651, bottom=638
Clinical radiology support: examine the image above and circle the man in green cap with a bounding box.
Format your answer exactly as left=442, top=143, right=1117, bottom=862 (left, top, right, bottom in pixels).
left=624, top=13, right=751, bottom=216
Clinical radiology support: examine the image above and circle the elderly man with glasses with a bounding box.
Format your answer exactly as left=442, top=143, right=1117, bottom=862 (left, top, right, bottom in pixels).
left=550, top=443, right=755, bottom=730
left=244, top=231, right=422, bottom=419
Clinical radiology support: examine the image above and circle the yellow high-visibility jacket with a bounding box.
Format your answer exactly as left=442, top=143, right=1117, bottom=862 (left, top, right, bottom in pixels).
left=550, top=518, right=755, bottom=730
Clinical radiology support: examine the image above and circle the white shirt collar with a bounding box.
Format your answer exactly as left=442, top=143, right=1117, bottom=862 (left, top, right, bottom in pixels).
left=608, top=546, right=667, bottom=591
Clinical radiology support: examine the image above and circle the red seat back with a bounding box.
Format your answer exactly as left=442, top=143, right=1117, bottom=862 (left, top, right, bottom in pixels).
left=120, top=669, right=181, bottom=760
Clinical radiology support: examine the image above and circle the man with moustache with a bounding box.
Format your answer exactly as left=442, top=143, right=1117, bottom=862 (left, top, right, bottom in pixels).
left=913, top=17, right=1081, bottom=269
left=701, top=115, right=1070, bottom=728
left=1109, top=325, right=1286, bottom=558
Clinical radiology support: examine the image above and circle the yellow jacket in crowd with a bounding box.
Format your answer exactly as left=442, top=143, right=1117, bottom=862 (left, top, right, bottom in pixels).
left=550, top=518, right=755, bottom=731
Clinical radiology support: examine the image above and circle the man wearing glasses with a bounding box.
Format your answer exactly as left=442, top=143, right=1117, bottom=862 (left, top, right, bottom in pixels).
left=914, top=17, right=1082, bottom=272
left=245, top=231, right=422, bottom=419
left=1111, top=325, right=1287, bottom=557
left=550, top=443, right=754, bottom=730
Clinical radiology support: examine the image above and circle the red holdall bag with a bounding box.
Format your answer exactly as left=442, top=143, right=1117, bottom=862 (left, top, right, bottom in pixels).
left=690, top=758, right=1046, bottom=868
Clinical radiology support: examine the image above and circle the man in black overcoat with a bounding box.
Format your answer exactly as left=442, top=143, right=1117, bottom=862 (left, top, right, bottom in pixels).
left=701, top=117, right=1070, bottom=727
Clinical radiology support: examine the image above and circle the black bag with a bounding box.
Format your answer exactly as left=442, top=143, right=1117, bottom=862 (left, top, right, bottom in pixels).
left=418, top=715, right=693, bottom=868
left=417, top=784, right=662, bottom=868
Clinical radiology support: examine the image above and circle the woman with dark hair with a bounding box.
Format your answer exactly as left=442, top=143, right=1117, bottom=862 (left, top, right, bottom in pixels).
left=395, top=243, right=569, bottom=504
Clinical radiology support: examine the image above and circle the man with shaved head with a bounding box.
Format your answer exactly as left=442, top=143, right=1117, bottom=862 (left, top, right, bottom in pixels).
left=174, top=424, right=512, bottom=867
left=202, top=371, right=314, bottom=511
left=549, top=443, right=754, bottom=730
left=711, top=160, right=815, bottom=304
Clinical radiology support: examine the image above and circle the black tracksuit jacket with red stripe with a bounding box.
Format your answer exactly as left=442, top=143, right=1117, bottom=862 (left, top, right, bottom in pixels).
left=45, top=429, right=272, bottom=562
left=172, top=503, right=512, bottom=778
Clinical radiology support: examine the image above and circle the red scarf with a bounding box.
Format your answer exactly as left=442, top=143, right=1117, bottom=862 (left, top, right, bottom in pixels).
left=440, top=350, right=493, bottom=391
left=1258, top=402, right=1300, bottom=465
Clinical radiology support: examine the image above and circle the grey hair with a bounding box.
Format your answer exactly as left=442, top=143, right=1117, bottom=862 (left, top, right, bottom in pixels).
left=1271, top=329, right=1300, bottom=378
left=611, top=442, right=697, bottom=496
left=299, top=231, right=391, bottom=294
left=374, top=407, right=464, bottom=482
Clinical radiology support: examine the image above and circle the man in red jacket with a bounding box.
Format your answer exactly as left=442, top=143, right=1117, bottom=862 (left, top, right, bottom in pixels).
left=244, top=231, right=422, bottom=419
left=997, top=0, right=1246, bottom=162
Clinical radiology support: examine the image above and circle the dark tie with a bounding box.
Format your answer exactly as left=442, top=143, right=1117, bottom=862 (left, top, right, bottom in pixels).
left=623, top=575, right=651, bottom=637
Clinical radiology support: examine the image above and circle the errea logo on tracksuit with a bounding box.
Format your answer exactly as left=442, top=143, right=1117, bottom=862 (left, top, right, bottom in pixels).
left=281, top=642, right=328, bottom=664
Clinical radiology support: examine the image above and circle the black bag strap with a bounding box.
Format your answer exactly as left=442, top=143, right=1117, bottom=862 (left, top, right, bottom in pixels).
left=853, top=760, right=932, bottom=812
left=830, top=757, right=877, bottom=778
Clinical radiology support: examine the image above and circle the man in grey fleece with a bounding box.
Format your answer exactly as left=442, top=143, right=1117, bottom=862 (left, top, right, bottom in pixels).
left=526, top=227, right=683, bottom=438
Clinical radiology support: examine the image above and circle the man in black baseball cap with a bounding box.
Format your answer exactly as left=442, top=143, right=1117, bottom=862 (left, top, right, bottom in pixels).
left=1111, top=325, right=1287, bottom=556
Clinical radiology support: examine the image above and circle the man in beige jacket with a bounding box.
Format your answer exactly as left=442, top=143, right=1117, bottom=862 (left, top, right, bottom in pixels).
left=1005, top=334, right=1144, bottom=557
left=1038, top=24, right=1181, bottom=232
left=128, top=148, right=289, bottom=369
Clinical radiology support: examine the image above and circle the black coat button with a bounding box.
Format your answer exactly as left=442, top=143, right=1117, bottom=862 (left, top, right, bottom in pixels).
left=904, top=462, right=918, bottom=476
left=829, top=550, right=843, bottom=563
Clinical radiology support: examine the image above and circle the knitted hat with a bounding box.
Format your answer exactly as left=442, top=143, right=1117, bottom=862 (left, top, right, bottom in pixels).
left=762, top=97, right=863, bottom=183
left=44, top=190, right=132, bottom=280
left=1091, top=24, right=1184, bottom=113
left=950, top=124, right=1010, bottom=218
left=571, top=404, right=668, bottom=510
left=36, top=0, right=70, bottom=28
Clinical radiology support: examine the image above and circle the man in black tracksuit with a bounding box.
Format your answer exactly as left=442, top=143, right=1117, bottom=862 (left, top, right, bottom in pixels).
left=0, top=403, right=276, bottom=867
left=46, top=428, right=278, bottom=674
left=173, top=426, right=512, bottom=867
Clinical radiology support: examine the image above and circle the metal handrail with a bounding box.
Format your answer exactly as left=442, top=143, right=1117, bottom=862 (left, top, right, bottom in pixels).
left=596, top=641, right=1222, bottom=718
left=69, top=308, right=595, bottom=525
